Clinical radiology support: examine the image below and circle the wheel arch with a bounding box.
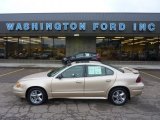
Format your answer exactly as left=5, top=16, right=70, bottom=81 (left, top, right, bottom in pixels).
left=108, top=86, right=130, bottom=100
left=25, top=86, right=48, bottom=99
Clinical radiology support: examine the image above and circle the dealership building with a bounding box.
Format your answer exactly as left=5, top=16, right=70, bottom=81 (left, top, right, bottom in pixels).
left=0, top=13, right=160, bottom=61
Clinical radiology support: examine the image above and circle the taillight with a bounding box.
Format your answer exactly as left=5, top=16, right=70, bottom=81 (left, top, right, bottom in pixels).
left=96, top=53, right=100, bottom=60
left=136, top=76, right=142, bottom=83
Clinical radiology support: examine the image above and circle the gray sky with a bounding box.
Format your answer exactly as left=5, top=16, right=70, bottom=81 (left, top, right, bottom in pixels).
left=0, top=0, right=160, bottom=13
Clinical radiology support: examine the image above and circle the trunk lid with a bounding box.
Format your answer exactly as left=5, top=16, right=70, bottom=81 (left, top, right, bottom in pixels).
left=120, top=67, right=139, bottom=74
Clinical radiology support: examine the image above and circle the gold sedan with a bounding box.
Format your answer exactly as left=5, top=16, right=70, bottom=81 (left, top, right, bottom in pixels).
left=13, top=61, right=144, bottom=105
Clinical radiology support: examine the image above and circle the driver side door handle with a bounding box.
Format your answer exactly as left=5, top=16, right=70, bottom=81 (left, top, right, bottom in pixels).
left=106, top=79, right=111, bottom=82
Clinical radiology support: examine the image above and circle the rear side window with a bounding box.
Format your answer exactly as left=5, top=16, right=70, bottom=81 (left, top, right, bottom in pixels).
left=75, top=53, right=84, bottom=58
left=90, top=53, right=96, bottom=56
left=84, top=53, right=91, bottom=57
left=106, top=67, right=114, bottom=75
left=86, top=65, right=114, bottom=77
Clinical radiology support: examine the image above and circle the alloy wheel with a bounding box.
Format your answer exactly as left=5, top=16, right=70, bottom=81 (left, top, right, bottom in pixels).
left=30, top=90, right=43, bottom=104
left=111, top=89, right=127, bottom=105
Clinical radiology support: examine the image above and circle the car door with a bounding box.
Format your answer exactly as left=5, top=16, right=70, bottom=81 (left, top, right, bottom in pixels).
left=52, top=65, right=85, bottom=97
left=84, top=65, right=116, bottom=97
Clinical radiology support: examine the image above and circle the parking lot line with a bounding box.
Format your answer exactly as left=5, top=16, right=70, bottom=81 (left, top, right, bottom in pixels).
left=140, top=71, right=160, bottom=80
left=0, top=68, right=24, bottom=77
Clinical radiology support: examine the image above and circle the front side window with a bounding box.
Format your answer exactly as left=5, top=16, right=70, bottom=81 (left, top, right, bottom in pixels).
left=61, top=65, right=84, bottom=78
left=84, top=53, right=91, bottom=57
left=87, top=65, right=114, bottom=77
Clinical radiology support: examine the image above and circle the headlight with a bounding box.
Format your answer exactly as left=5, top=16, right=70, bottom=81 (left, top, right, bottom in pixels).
left=63, top=58, right=67, bottom=60
left=15, top=82, right=22, bottom=88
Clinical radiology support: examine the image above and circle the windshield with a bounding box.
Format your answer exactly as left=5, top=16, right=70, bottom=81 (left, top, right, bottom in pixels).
left=47, top=66, right=66, bottom=77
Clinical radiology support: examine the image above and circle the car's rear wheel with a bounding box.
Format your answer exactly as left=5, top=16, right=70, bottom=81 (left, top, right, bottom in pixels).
left=27, top=87, right=47, bottom=105
left=109, top=88, right=128, bottom=105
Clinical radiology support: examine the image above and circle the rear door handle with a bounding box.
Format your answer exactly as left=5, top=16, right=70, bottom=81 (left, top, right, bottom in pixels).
left=106, top=79, right=111, bottom=82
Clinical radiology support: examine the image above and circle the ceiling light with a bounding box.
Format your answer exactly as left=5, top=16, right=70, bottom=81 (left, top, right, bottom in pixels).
left=114, top=37, right=124, bottom=39
left=21, top=37, right=30, bottom=39
left=134, top=37, right=144, bottom=39
left=74, top=34, right=80, bottom=36
left=96, top=37, right=105, bottom=39
left=58, top=37, right=66, bottom=39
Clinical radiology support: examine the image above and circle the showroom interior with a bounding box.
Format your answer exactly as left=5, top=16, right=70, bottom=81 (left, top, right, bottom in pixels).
left=0, top=36, right=159, bottom=60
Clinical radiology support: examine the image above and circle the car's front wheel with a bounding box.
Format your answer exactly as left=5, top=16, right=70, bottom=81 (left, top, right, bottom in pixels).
left=27, top=87, right=47, bottom=105
left=109, top=88, right=128, bottom=105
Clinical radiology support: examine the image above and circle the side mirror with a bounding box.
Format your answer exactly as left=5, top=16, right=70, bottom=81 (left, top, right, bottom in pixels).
left=57, top=74, right=63, bottom=79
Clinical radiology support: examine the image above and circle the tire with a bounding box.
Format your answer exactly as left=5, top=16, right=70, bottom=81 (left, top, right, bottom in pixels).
left=109, top=87, right=128, bottom=106
left=27, top=87, right=47, bottom=105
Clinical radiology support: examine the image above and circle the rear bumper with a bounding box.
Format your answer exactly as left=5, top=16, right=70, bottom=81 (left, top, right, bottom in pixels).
left=129, top=83, right=144, bottom=97
left=130, top=89, right=143, bottom=97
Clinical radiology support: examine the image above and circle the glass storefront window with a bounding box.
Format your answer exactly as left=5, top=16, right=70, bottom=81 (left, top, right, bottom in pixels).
left=18, top=37, right=30, bottom=59
left=96, top=36, right=159, bottom=61
left=158, top=37, right=160, bottom=60
left=31, top=37, right=41, bottom=59
left=121, top=37, right=134, bottom=60
left=96, top=37, right=123, bottom=60
left=0, top=38, right=6, bottom=58
left=132, top=37, right=146, bottom=60
left=0, top=36, right=159, bottom=61
left=7, top=37, right=18, bottom=59
left=42, top=37, right=53, bottom=59
left=146, top=37, right=159, bottom=60
left=54, top=38, right=66, bottom=60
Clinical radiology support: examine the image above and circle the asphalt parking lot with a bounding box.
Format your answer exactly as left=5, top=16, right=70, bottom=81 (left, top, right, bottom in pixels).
left=0, top=68, right=160, bottom=120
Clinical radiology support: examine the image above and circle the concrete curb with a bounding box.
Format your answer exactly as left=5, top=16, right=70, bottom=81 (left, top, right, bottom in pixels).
left=0, top=63, right=63, bottom=68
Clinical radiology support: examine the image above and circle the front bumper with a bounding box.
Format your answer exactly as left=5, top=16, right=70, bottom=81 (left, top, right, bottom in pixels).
left=13, top=85, right=26, bottom=98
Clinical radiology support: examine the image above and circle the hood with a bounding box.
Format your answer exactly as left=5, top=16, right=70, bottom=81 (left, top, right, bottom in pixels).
left=19, top=71, right=49, bottom=82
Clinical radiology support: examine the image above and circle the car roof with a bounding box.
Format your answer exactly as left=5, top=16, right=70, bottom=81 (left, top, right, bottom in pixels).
left=74, top=52, right=96, bottom=54
left=70, top=61, right=103, bottom=65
